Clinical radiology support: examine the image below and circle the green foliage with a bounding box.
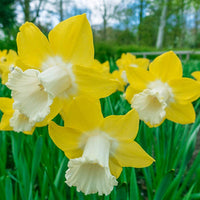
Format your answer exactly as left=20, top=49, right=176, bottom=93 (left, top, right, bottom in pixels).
left=0, top=39, right=17, bottom=52
left=0, top=0, right=16, bottom=38
left=94, top=42, right=156, bottom=62
left=138, top=14, right=159, bottom=46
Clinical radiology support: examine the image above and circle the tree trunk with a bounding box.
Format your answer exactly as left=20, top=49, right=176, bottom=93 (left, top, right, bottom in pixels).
left=137, top=0, right=144, bottom=43
left=102, top=0, right=107, bottom=40
left=156, top=0, right=169, bottom=49
left=59, top=0, right=64, bottom=22
left=178, top=0, right=185, bottom=48
left=139, top=0, right=144, bottom=24
left=194, top=8, right=199, bottom=47
left=24, top=0, right=30, bottom=21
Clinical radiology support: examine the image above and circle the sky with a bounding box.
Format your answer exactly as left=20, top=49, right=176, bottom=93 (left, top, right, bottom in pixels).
left=16, top=0, right=124, bottom=28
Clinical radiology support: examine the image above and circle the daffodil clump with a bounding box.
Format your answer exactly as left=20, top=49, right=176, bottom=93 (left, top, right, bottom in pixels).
left=0, top=13, right=200, bottom=197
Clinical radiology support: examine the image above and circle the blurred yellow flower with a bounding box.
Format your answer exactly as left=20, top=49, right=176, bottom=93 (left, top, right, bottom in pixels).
left=0, top=97, right=62, bottom=134
left=125, top=51, right=200, bottom=127
left=49, top=97, right=154, bottom=195
left=116, top=53, right=149, bottom=70
left=0, top=50, right=18, bottom=84
left=0, top=50, right=7, bottom=63
left=91, top=59, right=110, bottom=74
left=113, top=53, right=150, bottom=91
left=6, top=14, right=119, bottom=122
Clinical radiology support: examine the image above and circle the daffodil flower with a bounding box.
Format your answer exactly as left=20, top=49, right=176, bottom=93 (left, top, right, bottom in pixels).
left=116, top=53, right=149, bottom=70
left=6, top=14, right=119, bottom=122
left=49, top=97, right=154, bottom=195
left=125, top=51, right=200, bottom=127
left=113, top=53, right=150, bottom=91
left=0, top=50, right=18, bottom=84
left=0, top=97, right=62, bottom=134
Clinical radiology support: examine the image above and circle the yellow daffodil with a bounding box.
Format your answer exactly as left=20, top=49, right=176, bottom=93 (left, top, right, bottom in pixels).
left=192, top=71, right=200, bottom=81
left=116, top=53, right=149, bottom=70
left=0, top=50, right=7, bottom=63
left=113, top=53, right=150, bottom=91
left=49, top=97, right=154, bottom=195
left=6, top=14, right=119, bottom=122
left=0, top=97, right=62, bottom=134
left=0, top=50, right=18, bottom=84
left=125, top=51, right=200, bottom=127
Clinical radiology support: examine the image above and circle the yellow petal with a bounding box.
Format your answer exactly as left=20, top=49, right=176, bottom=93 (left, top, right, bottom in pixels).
left=169, top=78, right=200, bottom=103
left=126, top=67, right=156, bottom=90
left=145, top=117, right=166, bottom=128
left=116, top=53, right=136, bottom=69
left=166, top=102, right=195, bottom=124
left=1, top=69, right=10, bottom=84
left=101, top=109, right=139, bottom=141
left=192, top=71, right=200, bottom=81
left=73, top=65, right=119, bottom=99
left=91, top=60, right=110, bottom=74
left=109, top=156, right=122, bottom=178
left=6, top=50, right=18, bottom=64
left=111, top=70, right=126, bottom=92
left=36, top=97, right=63, bottom=127
left=49, top=14, right=94, bottom=66
left=23, top=128, right=35, bottom=135
left=48, top=121, right=83, bottom=159
left=134, top=58, right=149, bottom=69
left=149, top=51, right=182, bottom=82
left=115, top=141, right=154, bottom=168
left=17, top=22, right=52, bottom=69
left=0, top=50, right=7, bottom=60
left=0, top=98, right=14, bottom=112
left=61, top=96, right=103, bottom=132
left=15, top=59, right=32, bottom=71
left=125, top=85, right=141, bottom=104
left=0, top=113, right=13, bottom=131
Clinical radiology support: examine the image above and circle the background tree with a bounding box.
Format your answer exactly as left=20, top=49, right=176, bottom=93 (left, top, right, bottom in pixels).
left=0, top=0, right=16, bottom=39
left=17, top=0, right=45, bottom=22
left=156, top=0, right=170, bottom=49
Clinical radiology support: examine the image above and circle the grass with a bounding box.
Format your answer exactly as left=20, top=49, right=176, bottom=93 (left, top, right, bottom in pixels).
left=0, top=59, right=200, bottom=199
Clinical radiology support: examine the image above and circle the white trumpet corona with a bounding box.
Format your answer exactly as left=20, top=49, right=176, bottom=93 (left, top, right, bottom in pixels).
left=6, top=67, right=53, bottom=122
left=131, top=80, right=174, bottom=125
left=65, top=134, right=118, bottom=195
left=10, top=110, right=35, bottom=132
left=39, top=56, right=77, bottom=98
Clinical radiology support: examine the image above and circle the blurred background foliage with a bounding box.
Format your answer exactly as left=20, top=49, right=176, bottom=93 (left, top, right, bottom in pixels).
left=1, top=0, right=200, bottom=61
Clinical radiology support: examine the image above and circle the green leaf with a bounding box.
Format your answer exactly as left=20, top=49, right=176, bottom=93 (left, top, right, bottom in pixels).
left=130, top=168, right=139, bottom=200
left=154, top=169, right=175, bottom=200
left=5, top=176, right=13, bottom=200
left=31, top=136, right=43, bottom=183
